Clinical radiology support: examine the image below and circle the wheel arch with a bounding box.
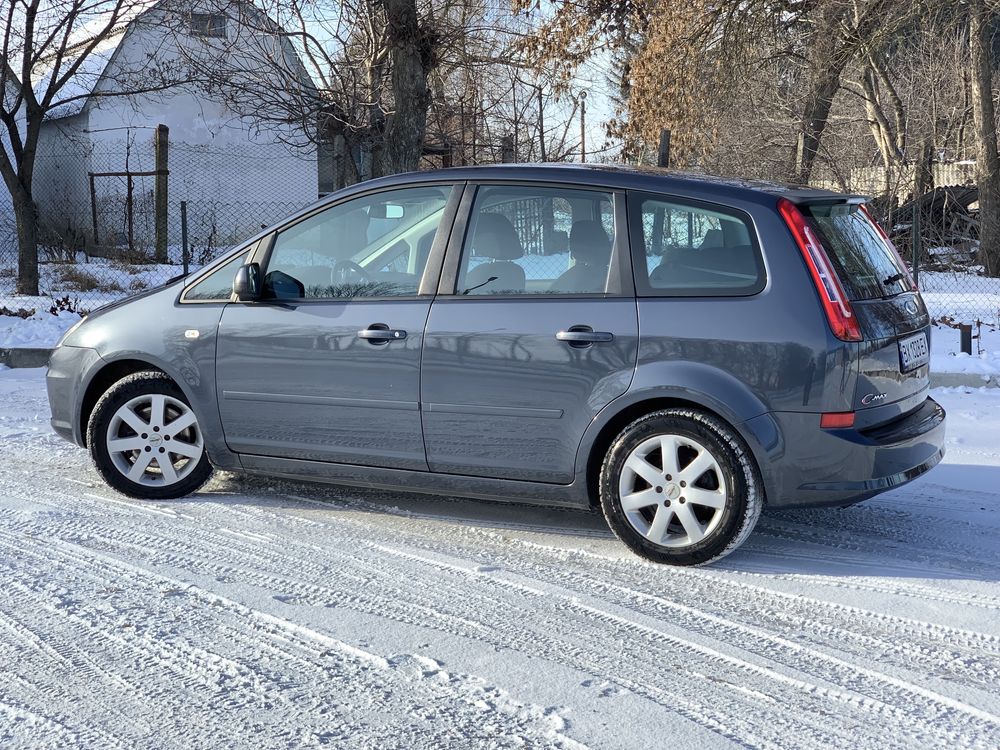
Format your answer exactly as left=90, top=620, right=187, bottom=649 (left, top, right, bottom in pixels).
left=78, top=358, right=175, bottom=447
left=579, top=383, right=774, bottom=509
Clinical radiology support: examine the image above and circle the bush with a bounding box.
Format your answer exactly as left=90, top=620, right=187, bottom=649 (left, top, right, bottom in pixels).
left=48, top=295, right=86, bottom=317
left=0, top=306, right=35, bottom=319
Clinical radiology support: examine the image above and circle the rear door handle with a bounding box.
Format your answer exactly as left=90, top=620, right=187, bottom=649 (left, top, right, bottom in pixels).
left=556, top=329, right=614, bottom=344
left=358, top=326, right=407, bottom=342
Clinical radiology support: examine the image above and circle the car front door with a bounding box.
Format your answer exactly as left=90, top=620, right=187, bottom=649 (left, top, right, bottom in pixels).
left=420, top=182, right=639, bottom=483
left=215, top=183, right=459, bottom=469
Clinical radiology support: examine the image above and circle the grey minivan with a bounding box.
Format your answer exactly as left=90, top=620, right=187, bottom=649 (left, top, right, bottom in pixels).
left=47, top=165, right=945, bottom=565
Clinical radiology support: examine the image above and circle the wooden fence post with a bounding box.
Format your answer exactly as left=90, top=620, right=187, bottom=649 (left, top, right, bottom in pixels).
left=154, top=124, right=169, bottom=263
left=180, top=200, right=189, bottom=276
left=501, top=134, right=515, bottom=163
left=657, top=129, right=671, bottom=168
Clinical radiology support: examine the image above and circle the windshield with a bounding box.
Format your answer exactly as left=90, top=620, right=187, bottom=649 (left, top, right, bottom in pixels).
left=802, top=203, right=909, bottom=300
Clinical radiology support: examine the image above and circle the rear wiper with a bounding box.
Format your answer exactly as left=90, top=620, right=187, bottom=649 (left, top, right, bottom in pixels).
left=882, top=272, right=907, bottom=287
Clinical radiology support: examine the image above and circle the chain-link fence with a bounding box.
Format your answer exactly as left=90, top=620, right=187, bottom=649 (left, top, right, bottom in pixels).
left=0, top=132, right=318, bottom=313
left=3, top=135, right=999, bottom=328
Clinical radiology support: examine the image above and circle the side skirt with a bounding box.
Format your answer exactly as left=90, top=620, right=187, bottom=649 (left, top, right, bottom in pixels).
left=238, top=453, right=592, bottom=509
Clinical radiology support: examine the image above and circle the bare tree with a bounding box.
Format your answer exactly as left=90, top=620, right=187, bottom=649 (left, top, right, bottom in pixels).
left=178, top=0, right=438, bottom=184
left=516, top=0, right=944, bottom=183
left=185, top=0, right=579, bottom=187
left=969, top=0, right=1000, bottom=275
left=0, top=0, right=204, bottom=296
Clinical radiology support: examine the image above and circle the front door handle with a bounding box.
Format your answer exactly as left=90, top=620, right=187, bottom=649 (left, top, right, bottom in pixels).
left=358, top=325, right=407, bottom=342
left=556, top=327, right=614, bottom=345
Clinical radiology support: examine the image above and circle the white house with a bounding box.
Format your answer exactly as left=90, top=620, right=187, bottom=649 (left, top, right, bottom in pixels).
left=32, top=0, right=318, bottom=255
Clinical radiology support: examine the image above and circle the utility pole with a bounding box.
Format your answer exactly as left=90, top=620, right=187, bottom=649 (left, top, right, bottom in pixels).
left=579, top=91, right=587, bottom=163
left=537, top=86, right=546, bottom=162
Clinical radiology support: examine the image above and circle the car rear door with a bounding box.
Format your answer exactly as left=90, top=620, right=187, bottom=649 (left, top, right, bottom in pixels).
left=215, top=183, right=459, bottom=469
left=419, top=182, right=639, bottom=483
left=799, top=203, right=930, bottom=419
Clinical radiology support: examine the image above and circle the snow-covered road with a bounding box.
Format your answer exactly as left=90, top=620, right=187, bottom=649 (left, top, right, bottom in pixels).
left=1, top=367, right=999, bottom=749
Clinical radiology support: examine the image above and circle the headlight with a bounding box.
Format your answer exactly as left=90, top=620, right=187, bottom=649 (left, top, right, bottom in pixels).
left=55, top=315, right=88, bottom=347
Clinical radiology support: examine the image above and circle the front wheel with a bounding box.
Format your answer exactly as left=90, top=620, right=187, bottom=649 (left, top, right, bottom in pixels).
left=87, top=372, right=213, bottom=500
left=599, top=409, right=763, bottom=566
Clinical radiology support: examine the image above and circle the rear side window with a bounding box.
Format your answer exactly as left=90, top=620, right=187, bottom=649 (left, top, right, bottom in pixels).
left=629, top=193, right=764, bottom=296
left=802, top=204, right=909, bottom=300
left=454, top=185, right=619, bottom=295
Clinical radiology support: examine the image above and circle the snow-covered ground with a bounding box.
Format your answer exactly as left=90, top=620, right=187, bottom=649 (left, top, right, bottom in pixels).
left=0, top=247, right=211, bottom=349
left=1, top=366, right=999, bottom=748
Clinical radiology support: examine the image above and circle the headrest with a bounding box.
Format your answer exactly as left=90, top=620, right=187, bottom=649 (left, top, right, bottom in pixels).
left=341, top=208, right=370, bottom=251
left=569, top=220, right=612, bottom=265
left=471, top=213, right=523, bottom=260
left=699, top=228, right=724, bottom=249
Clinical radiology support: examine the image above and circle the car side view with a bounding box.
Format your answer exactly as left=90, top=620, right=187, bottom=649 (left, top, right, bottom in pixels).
left=47, top=164, right=946, bottom=565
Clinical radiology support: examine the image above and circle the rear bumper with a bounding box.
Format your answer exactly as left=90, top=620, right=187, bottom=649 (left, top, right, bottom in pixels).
left=46, top=345, right=103, bottom=447
left=745, top=397, right=946, bottom=508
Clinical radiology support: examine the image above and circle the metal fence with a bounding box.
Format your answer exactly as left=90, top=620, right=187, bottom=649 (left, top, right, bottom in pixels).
left=0, top=132, right=318, bottom=311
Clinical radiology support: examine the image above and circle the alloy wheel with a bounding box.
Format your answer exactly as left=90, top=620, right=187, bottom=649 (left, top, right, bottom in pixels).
left=617, top=433, right=728, bottom=548
left=105, top=394, right=204, bottom=487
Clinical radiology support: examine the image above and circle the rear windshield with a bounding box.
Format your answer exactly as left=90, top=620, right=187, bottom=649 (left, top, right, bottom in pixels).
left=802, top=204, right=909, bottom=300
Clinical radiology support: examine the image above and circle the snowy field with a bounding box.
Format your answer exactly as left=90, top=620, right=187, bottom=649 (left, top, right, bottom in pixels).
left=1, top=366, right=999, bottom=749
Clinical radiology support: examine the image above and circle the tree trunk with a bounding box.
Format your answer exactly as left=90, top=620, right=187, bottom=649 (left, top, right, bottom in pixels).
left=788, top=0, right=896, bottom=185
left=970, top=0, right=1000, bottom=277
left=378, top=0, right=433, bottom=176
left=13, top=189, right=39, bottom=296
left=790, top=73, right=841, bottom=184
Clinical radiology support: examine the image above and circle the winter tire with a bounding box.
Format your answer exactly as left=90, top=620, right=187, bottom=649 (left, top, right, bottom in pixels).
left=600, top=409, right=763, bottom=566
left=87, top=372, right=213, bottom=500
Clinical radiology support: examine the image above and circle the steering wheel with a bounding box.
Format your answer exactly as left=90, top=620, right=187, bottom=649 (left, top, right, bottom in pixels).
left=332, top=260, right=370, bottom=285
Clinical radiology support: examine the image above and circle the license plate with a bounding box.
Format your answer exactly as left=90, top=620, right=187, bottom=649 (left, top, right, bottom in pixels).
left=899, top=332, right=929, bottom=372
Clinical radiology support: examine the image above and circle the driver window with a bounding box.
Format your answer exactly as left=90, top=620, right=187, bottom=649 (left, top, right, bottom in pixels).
left=264, top=185, right=453, bottom=299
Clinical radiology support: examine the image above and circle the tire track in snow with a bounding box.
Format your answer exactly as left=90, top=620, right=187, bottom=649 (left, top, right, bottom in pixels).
left=0, top=525, right=584, bottom=750
left=14, top=483, right=999, bottom=750
left=4, top=431, right=1000, bottom=748
left=0, top=490, right=859, bottom=749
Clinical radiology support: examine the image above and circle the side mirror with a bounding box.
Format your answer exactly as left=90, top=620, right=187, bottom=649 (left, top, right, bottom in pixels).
left=233, top=262, right=261, bottom=301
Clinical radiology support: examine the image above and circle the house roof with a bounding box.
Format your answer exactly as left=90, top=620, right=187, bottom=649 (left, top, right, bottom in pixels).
left=32, top=0, right=157, bottom=120
left=35, top=0, right=310, bottom=122
left=36, top=32, right=129, bottom=120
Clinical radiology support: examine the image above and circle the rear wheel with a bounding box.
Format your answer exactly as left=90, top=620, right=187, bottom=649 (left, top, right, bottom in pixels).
left=599, top=409, right=762, bottom=565
left=87, top=372, right=213, bottom=500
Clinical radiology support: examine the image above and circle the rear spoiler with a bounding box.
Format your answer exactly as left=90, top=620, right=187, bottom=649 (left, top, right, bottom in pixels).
left=788, top=195, right=870, bottom=206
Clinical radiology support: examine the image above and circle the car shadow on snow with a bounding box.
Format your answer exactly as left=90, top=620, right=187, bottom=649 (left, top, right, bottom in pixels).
left=192, top=463, right=1000, bottom=581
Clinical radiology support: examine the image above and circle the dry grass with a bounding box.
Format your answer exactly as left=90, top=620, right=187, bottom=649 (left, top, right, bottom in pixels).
left=53, top=265, right=124, bottom=293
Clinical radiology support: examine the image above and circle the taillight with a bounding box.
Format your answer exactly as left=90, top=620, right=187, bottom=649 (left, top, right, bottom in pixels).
left=778, top=198, right=863, bottom=342
left=859, top=204, right=917, bottom=291
left=820, top=411, right=855, bottom=429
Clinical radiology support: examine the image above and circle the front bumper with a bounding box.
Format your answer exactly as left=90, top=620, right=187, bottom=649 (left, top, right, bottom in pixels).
left=46, top=345, right=103, bottom=446
left=746, top=397, right=946, bottom=508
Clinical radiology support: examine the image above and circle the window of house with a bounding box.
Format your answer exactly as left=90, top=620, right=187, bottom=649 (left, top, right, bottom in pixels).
left=630, top=193, right=764, bottom=296
left=190, top=13, right=227, bottom=38
left=455, top=185, right=618, bottom=295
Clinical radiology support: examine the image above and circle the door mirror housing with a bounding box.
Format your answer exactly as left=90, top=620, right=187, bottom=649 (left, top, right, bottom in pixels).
left=233, top=262, right=261, bottom=301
